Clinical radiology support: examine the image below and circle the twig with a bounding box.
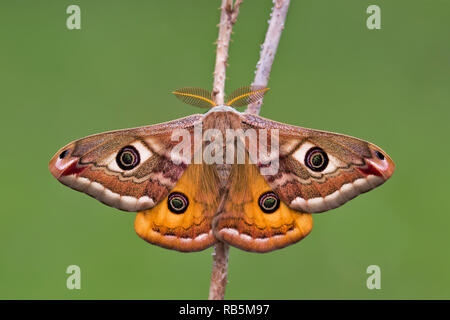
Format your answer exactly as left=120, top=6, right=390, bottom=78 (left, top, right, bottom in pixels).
left=208, top=242, right=230, bottom=300
left=212, top=0, right=243, bottom=105
left=245, top=0, right=291, bottom=115
left=208, top=0, right=242, bottom=301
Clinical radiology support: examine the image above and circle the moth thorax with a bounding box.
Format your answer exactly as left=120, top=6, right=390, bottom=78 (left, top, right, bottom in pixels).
left=216, top=163, right=232, bottom=184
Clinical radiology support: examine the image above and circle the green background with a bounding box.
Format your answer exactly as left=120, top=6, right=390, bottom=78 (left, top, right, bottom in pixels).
left=1, top=0, right=449, bottom=299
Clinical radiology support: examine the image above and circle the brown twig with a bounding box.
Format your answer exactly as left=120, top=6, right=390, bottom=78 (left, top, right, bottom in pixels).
left=208, top=0, right=290, bottom=300
left=246, top=0, right=291, bottom=115
left=208, top=191, right=230, bottom=300
left=212, top=0, right=243, bottom=105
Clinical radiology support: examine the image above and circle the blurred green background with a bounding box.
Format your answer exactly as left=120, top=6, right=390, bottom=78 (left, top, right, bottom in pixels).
left=1, top=0, right=449, bottom=299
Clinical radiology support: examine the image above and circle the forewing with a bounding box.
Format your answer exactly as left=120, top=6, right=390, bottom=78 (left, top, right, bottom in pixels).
left=49, top=115, right=202, bottom=212
left=240, top=113, right=395, bottom=213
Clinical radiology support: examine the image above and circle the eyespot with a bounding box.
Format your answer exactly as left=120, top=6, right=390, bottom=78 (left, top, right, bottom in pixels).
left=116, top=146, right=140, bottom=170
left=59, top=150, right=69, bottom=159
left=258, top=192, right=280, bottom=214
left=168, top=192, right=189, bottom=214
left=305, top=147, right=329, bottom=172
left=375, top=150, right=385, bottom=160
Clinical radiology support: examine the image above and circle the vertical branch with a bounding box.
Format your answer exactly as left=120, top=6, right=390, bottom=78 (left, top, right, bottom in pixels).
left=212, top=0, right=243, bottom=105
left=208, top=242, right=230, bottom=299
left=246, top=0, right=290, bottom=115
left=208, top=0, right=242, bottom=301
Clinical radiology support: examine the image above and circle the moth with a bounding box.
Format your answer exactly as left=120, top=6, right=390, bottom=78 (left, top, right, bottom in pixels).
left=49, top=86, right=395, bottom=253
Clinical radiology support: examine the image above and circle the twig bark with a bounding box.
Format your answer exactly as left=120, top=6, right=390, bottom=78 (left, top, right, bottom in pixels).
left=208, top=0, right=290, bottom=300
left=212, top=0, right=243, bottom=105
left=246, top=0, right=291, bottom=115
left=208, top=0, right=242, bottom=301
left=208, top=241, right=230, bottom=299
